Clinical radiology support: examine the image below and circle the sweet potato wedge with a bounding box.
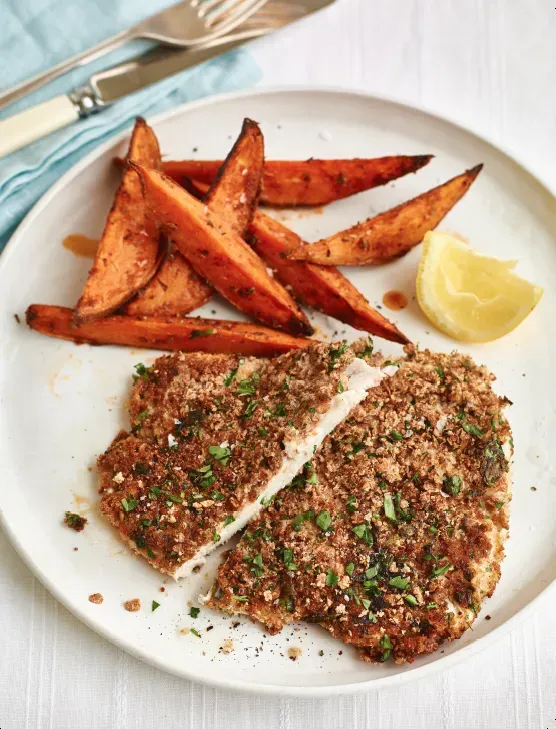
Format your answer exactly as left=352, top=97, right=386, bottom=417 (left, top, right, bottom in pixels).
left=248, top=212, right=409, bottom=344
left=26, top=305, right=312, bottom=357
left=287, top=165, right=483, bottom=266
left=130, top=162, right=313, bottom=336
left=74, top=118, right=163, bottom=323
left=124, top=119, right=264, bottom=317
left=124, top=244, right=212, bottom=317
left=205, top=118, right=264, bottom=234
left=161, top=155, right=433, bottom=206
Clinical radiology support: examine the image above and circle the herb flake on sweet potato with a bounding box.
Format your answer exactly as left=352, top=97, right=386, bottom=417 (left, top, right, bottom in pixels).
left=287, top=165, right=483, bottom=266
left=26, top=305, right=312, bottom=357
left=130, top=162, right=313, bottom=336
left=161, top=155, right=433, bottom=207
left=248, top=212, right=409, bottom=344
left=74, top=118, right=163, bottom=323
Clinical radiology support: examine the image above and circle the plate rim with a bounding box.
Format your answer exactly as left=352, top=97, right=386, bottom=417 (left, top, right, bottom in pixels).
left=1, top=84, right=555, bottom=697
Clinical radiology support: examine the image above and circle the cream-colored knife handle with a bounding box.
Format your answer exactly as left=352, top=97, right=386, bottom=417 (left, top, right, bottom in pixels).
left=0, top=96, right=79, bottom=159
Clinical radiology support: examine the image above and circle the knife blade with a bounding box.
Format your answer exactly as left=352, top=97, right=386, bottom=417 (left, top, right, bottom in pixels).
left=0, top=0, right=336, bottom=159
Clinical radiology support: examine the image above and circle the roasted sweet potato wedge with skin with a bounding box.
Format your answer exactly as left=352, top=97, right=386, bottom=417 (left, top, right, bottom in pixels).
left=26, top=305, right=313, bottom=357
left=287, top=165, right=483, bottom=266
left=124, top=244, right=212, bottom=317
left=248, top=212, right=409, bottom=345
left=74, top=118, right=163, bottom=323
left=161, top=155, right=433, bottom=207
left=205, top=118, right=264, bottom=234
left=130, top=163, right=313, bottom=336
left=125, top=119, right=264, bottom=317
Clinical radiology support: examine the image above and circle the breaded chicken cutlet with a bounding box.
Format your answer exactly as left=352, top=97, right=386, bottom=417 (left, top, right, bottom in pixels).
left=204, top=346, right=513, bottom=664
left=98, top=342, right=385, bottom=578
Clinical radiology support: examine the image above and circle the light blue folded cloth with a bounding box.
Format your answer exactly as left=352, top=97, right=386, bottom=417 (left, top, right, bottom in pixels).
left=0, top=0, right=262, bottom=251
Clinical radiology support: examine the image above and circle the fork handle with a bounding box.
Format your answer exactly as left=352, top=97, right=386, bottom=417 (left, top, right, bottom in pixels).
left=0, top=29, right=132, bottom=113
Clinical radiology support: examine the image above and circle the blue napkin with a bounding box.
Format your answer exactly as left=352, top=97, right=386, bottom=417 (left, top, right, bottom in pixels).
left=0, top=0, right=262, bottom=251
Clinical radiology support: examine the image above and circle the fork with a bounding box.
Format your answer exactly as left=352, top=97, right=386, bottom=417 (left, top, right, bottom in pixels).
left=0, top=0, right=268, bottom=112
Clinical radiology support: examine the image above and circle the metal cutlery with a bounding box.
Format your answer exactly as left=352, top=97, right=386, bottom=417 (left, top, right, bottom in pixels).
left=0, top=0, right=336, bottom=159
left=0, top=0, right=269, bottom=112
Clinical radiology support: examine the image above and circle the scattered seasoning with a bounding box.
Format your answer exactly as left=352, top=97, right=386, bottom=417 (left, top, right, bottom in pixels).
left=485, top=615, right=492, bottom=621
left=124, top=599, right=141, bottom=612
left=14, top=313, right=21, bottom=324
left=88, top=593, right=103, bottom=604
left=151, top=600, right=160, bottom=612
left=189, top=607, right=200, bottom=618
left=530, top=487, right=537, bottom=492
left=64, top=511, right=87, bottom=532
left=190, top=329, right=215, bottom=338
left=220, top=638, right=235, bottom=654
left=288, top=647, right=302, bottom=661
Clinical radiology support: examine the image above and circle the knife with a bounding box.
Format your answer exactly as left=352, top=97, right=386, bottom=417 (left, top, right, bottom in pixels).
left=0, top=0, right=336, bottom=160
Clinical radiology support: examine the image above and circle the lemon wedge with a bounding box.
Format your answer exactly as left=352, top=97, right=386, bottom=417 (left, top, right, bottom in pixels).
left=416, top=231, right=543, bottom=342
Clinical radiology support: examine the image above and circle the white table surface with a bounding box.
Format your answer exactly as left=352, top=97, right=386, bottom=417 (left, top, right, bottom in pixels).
left=2, top=0, right=556, bottom=726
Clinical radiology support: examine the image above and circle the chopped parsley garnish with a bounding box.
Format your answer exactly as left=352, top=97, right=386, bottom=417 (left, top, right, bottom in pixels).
left=64, top=511, right=87, bottom=531
left=390, top=429, right=404, bottom=441
left=361, top=598, right=371, bottom=610
left=258, top=426, right=268, bottom=437
left=134, top=462, right=150, bottom=475
left=345, top=563, right=355, bottom=576
left=190, top=329, right=215, bottom=338
left=357, top=339, right=374, bottom=359
left=190, top=628, right=201, bottom=638
left=233, top=595, right=249, bottom=602
left=211, top=491, right=225, bottom=501
left=316, top=509, right=332, bottom=532
left=352, top=523, right=373, bottom=546
left=404, top=594, right=418, bottom=606
left=282, top=548, right=298, bottom=571
left=189, top=607, right=200, bottom=618
left=350, top=442, right=366, bottom=455
left=132, top=408, right=150, bottom=433
left=212, top=529, right=221, bottom=543
left=208, top=444, right=231, bottom=467
left=224, top=362, right=242, bottom=387
left=328, top=342, right=348, bottom=372
left=121, top=497, right=137, bottom=512
left=250, top=553, right=264, bottom=577
left=134, top=534, right=146, bottom=549
left=434, top=366, right=445, bottom=379
left=132, top=362, right=151, bottom=381
left=346, top=495, right=357, bottom=514
left=388, top=576, right=409, bottom=590
left=442, top=474, right=462, bottom=496
left=222, top=515, right=235, bottom=527
left=379, top=634, right=392, bottom=662
left=431, top=562, right=452, bottom=578
left=151, top=601, right=160, bottom=612
left=291, top=510, right=314, bottom=531
left=425, top=602, right=438, bottom=610
left=271, top=402, right=287, bottom=417
left=337, top=381, right=345, bottom=394
left=325, top=569, right=338, bottom=587
left=461, top=420, right=483, bottom=438
left=383, top=493, right=397, bottom=522
left=237, top=371, right=260, bottom=396
left=242, top=399, right=259, bottom=419
left=146, top=547, right=156, bottom=559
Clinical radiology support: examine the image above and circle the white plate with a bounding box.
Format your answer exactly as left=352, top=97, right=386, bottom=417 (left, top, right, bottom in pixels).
left=1, top=88, right=555, bottom=697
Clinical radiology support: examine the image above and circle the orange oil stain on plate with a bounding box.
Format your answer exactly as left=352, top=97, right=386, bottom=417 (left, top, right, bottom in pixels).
left=63, top=234, right=98, bottom=258
left=382, top=290, right=409, bottom=311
